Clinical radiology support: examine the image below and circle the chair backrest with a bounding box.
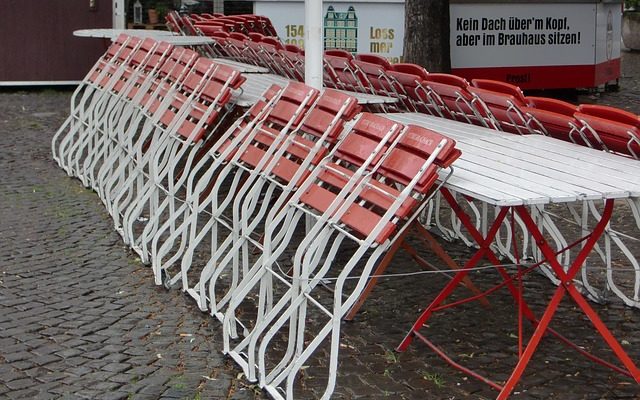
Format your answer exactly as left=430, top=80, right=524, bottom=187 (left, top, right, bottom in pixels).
left=145, top=41, right=173, bottom=71
left=468, top=79, right=529, bottom=133
left=248, top=32, right=266, bottom=42
left=157, top=47, right=199, bottom=84
left=296, top=113, right=402, bottom=232
left=121, top=40, right=174, bottom=102
left=333, top=112, right=401, bottom=166
left=472, top=79, right=528, bottom=106
left=165, top=11, right=181, bottom=33
left=210, top=30, right=230, bottom=39
left=139, top=47, right=199, bottom=117
left=297, top=115, right=459, bottom=244
left=260, top=36, right=285, bottom=51
left=387, top=64, right=429, bottom=89
left=384, top=63, right=429, bottom=112
left=278, top=46, right=305, bottom=81
left=526, top=96, right=576, bottom=116
left=196, top=25, right=225, bottom=36
left=128, top=37, right=160, bottom=70
left=378, top=124, right=459, bottom=192
left=325, top=49, right=354, bottom=59
left=212, top=84, right=284, bottom=161
left=116, top=36, right=143, bottom=64
left=251, top=89, right=361, bottom=186
left=163, top=59, right=243, bottom=142
left=108, top=37, right=158, bottom=94
left=355, top=53, right=393, bottom=70
left=262, top=81, right=320, bottom=130
left=161, top=58, right=217, bottom=139
left=298, top=89, right=362, bottom=142
left=228, top=32, right=250, bottom=41
left=180, top=15, right=198, bottom=36
left=258, top=16, right=278, bottom=36
left=392, top=63, right=429, bottom=80
left=578, top=104, right=640, bottom=126
left=232, top=83, right=320, bottom=174
left=421, top=73, right=480, bottom=123
left=105, top=34, right=131, bottom=59
left=88, top=34, right=138, bottom=85
left=575, top=104, right=640, bottom=157
left=284, top=44, right=302, bottom=53
left=244, top=36, right=270, bottom=66
left=521, top=96, right=579, bottom=140
left=224, top=32, right=252, bottom=62
left=353, top=53, right=394, bottom=94
left=324, top=53, right=366, bottom=92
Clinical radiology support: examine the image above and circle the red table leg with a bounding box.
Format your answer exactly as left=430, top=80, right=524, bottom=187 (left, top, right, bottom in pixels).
left=497, top=201, right=640, bottom=399
left=399, top=190, right=640, bottom=398
left=344, top=221, right=489, bottom=321
left=397, top=202, right=511, bottom=351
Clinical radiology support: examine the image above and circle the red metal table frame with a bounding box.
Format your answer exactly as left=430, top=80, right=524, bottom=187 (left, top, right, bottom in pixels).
left=344, top=218, right=490, bottom=321
left=397, top=187, right=640, bottom=398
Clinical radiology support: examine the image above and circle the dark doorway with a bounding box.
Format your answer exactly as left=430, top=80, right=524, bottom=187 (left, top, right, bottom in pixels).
left=0, top=0, right=112, bottom=84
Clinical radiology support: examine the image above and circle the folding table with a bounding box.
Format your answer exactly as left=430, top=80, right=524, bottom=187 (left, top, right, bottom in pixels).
left=73, top=29, right=214, bottom=46
left=233, top=73, right=400, bottom=108
left=232, top=73, right=292, bottom=107
left=73, top=29, right=177, bottom=39
left=383, top=112, right=640, bottom=398
left=335, top=89, right=400, bottom=105
left=211, top=58, right=271, bottom=73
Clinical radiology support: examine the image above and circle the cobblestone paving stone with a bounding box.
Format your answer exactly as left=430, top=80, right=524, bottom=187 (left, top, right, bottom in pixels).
left=1, top=50, right=640, bottom=400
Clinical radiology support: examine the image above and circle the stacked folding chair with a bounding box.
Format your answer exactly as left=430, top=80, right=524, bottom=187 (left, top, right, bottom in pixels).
left=575, top=104, right=640, bottom=158
left=52, top=34, right=146, bottom=175
left=150, top=82, right=320, bottom=292
left=419, top=73, right=493, bottom=127
left=220, top=113, right=460, bottom=399
left=520, top=96, right=582, bottom=141
left=52, top=16, right=640, bottom=398
left=115, top=59, right=245, bottom=260
left=148, top=84, right=284, bottom=286
left=183, top=87, right=361, bottom=319
left=80, top=41, right=177, bottom=191
left=95, top=46, right=201, bottom=217
left=384, top=63, right=430, bottom=113
left=52, top=34, right=247, bottom=269
left=467, top=78, right=532, bottom=134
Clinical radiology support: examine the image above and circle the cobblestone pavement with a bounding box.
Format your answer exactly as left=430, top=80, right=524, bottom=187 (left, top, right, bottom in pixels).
left=1, top=51, right=640, bottom=400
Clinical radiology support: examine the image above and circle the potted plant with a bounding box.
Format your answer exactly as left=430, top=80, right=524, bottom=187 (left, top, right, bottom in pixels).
left=155, top=4, right=169, bottom=24
left=623, top=0, right=640, bottom=50
left=147, top=2, right=159, bottom=24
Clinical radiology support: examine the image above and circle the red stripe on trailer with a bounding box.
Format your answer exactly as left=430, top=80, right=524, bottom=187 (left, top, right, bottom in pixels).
left=452, top=58, right=620, bottom=90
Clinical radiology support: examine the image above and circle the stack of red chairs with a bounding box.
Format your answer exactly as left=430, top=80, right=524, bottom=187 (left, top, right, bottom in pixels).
left=167, top=10, right=277, bottom=37
left=176, top=10, right=640, bottom=160
left=463, top=78, right=640, bottom=160
left=574, top=104, right=640, bottom=159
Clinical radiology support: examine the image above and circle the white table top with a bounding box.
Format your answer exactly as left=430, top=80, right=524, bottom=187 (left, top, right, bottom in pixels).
left=335, top=89, right=398, bottom=105
left=211, top=58, right=270, bottom=73
left=385, top=112, right=640, bottom=207
left=233, top=73, right=400, bottom=108
left=74, top=29, right=176, bottom=39
left=158, top=35, right=215, bottom=46
left=73, top=29, right=214, bottom=46
left=232, top=73, right=292, bottom=107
